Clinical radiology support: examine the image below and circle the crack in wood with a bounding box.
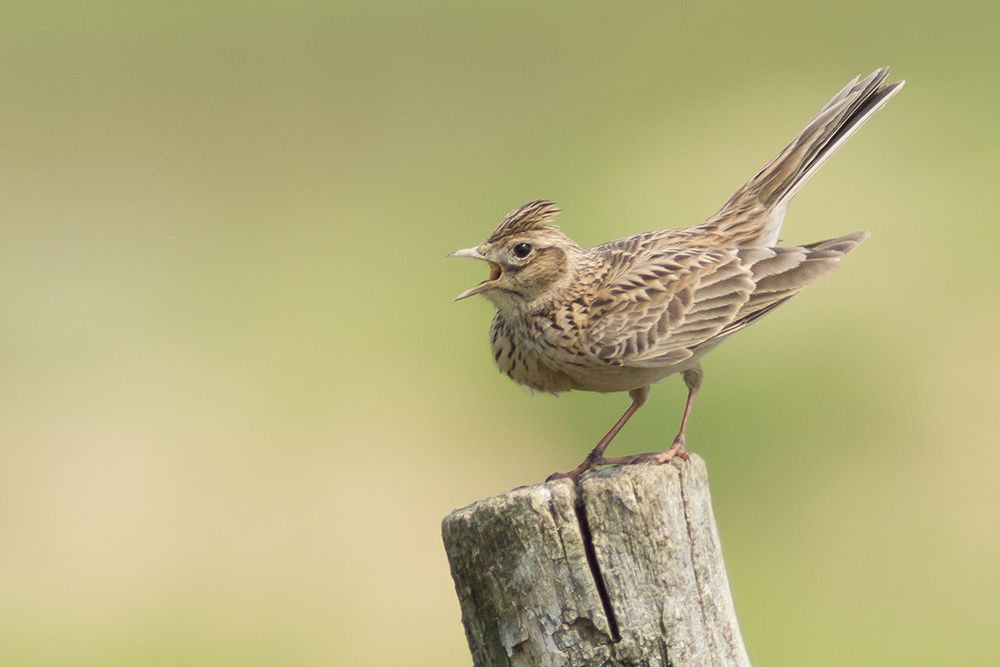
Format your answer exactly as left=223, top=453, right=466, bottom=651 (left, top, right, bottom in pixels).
left=573, top=483, right=621, bottom=643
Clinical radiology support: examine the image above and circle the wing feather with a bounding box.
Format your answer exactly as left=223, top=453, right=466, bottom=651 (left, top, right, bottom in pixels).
left=584, top=232, right=867, bottom=369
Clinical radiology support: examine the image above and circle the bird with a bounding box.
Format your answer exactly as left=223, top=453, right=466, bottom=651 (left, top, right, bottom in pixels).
left=450, top=68, right=903, bottom=481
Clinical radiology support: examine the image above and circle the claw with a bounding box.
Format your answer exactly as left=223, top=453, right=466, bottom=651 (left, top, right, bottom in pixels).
left=654, top=437, right=688, bottom=465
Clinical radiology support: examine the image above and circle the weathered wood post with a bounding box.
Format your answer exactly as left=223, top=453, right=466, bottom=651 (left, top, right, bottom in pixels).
left=441, top=455, right=751, bottom=667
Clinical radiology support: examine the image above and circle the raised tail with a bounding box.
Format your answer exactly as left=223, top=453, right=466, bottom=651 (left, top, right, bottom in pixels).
left=703, top=69, right=903, bottom=247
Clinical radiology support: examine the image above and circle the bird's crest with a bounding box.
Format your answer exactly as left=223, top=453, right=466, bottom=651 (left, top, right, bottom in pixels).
left=487, top=200, right=561, bottom=243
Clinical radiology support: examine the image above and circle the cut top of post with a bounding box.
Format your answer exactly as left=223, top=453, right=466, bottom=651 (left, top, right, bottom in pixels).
left=442, top=456, right=751, bottom=667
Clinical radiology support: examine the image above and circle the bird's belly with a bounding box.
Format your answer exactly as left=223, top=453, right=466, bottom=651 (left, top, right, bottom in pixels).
left=498, top=340, right=695, bottom=395
left=494, top=339, right=580, bottom=394
left=561, top=361, right=690, bottom=393
left=491, top=316, right=710, bottom=394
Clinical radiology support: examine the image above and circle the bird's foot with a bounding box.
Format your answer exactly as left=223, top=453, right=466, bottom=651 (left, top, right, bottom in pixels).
left=546, top=468, right=577, bottom=482
left=545, top=449, right=655, bottom=480
left=546, top=451, right=604, bottom=481
left=546, top=442, right=689, bottom=481
left=653, top=437, right=689, bottom=464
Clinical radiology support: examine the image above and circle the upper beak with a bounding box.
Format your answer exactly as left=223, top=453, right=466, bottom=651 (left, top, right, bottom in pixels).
left=448, top=247, right=486, bottom=260
left=449, top=246, right=501, bottom=301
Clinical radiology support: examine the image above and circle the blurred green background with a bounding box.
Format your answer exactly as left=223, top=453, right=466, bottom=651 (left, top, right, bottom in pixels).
left=1, top=1, right=997, bottom=665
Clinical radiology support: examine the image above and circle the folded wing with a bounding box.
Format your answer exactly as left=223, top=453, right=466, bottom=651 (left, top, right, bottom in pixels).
left=585, top=233, right=868, bottom=368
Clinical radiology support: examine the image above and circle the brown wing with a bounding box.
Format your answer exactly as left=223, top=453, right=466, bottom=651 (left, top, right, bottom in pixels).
left=585, top=233, right=868, bottom=368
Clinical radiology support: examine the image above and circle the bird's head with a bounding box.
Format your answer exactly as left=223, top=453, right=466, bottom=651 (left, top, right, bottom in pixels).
left=450, top=201, right=579, bottom=309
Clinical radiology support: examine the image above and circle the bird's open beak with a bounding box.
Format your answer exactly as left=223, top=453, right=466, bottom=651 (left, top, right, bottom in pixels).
left=449, top=247, right=502, bottom=301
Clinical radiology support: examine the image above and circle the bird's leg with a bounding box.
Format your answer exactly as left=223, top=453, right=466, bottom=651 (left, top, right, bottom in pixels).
left=601, top=366, right=703, bottom=467
left=546, top=386, right=649, bottom=481
left=654, top=366, right=702, bottom=464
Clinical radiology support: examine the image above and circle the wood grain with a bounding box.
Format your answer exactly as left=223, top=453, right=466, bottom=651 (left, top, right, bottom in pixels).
left=442, top=456, right=751, bottom=667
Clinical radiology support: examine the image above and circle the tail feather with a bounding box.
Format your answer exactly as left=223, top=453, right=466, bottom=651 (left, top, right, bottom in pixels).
left=703, top=69, right=903, bottom=247
left=757, top=72, right=904, bottom=207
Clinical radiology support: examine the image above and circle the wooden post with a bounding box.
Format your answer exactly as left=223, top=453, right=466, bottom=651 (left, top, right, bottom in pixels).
left=441, top=455, right=751, bottom=667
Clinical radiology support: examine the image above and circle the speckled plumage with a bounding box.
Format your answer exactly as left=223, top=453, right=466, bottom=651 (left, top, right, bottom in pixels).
left=452, top=69, right=903, bottom=480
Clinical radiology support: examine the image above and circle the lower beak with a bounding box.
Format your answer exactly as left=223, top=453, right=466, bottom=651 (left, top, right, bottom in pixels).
left=449, top=247, right=501, bottom=301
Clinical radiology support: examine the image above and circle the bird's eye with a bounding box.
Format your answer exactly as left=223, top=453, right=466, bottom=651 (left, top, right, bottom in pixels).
left=512, top=243, right=533, bottom=259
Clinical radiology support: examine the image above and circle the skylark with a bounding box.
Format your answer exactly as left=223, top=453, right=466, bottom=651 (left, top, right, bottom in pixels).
left=452, top=68, right=903, bottom=480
